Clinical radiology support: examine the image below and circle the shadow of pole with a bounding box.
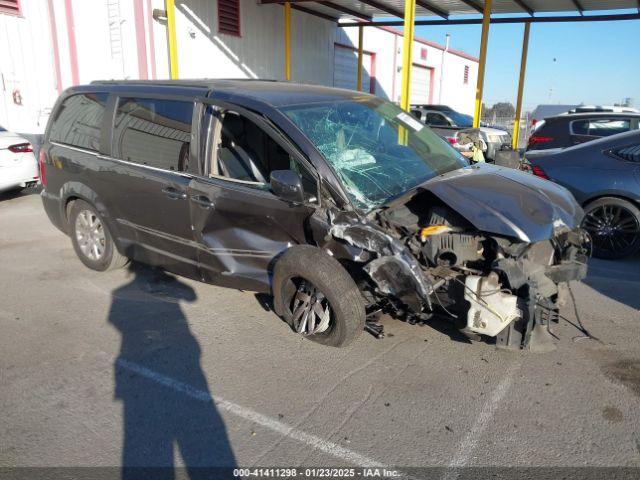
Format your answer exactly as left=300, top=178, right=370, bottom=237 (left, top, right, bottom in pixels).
left=109, top=263, right=236, bottom=479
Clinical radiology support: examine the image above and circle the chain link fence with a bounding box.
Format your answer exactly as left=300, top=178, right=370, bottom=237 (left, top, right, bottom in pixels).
left=480, top=112, right=534, bottom=150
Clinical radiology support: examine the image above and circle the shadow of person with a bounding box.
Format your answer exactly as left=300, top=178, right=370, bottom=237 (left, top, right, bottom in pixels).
left=109, top=263, right=236, bottom=479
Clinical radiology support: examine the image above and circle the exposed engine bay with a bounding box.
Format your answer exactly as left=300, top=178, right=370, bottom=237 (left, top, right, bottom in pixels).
left=318, top=187, right=589, bottom=350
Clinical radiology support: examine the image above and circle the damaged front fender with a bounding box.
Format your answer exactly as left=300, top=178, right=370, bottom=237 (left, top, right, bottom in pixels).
left=328, top=212, right=433, bottom=312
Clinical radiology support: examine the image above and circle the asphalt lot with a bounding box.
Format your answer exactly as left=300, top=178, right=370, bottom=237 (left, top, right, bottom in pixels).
left=1, top=189, right=640, bottom=473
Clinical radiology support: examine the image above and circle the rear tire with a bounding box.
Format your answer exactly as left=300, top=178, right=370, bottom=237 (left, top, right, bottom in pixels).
left=273, top=246, right=365, bottom=348
left=69, top=200, right=129, bottom=271
left=582, top=197, right=640, bottom=260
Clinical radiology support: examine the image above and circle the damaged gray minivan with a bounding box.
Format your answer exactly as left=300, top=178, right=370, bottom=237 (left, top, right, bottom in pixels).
left=40, top=80, right=588, bottom=350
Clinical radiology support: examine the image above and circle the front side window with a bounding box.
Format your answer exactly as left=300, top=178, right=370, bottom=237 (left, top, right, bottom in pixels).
left=282, top=97, right=467, bottom=211
left=49, top=93, right=108, bottom=151
left=572, top=118, right=631, bottom=137
left=207, top=108, right=317, bottom=200
left=112, top=98, right=193, bottom=172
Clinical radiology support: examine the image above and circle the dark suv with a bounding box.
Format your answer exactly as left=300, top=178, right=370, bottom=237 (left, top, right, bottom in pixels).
left=527, top=111, right=640, bottom=151
left=40, top=80, right=587, bottom=350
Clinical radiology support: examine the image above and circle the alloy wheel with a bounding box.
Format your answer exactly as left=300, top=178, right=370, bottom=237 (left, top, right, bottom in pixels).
left=75, top=209, right=106, bottom=261
left=582, top=204, right=640, bottom=256
left=289, top=279, right=333, bottom=336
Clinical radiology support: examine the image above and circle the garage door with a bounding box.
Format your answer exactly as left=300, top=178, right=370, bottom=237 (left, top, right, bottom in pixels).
left=411, top=65, right=431, bottom=105
left=333, top=44, right=373, bottom=93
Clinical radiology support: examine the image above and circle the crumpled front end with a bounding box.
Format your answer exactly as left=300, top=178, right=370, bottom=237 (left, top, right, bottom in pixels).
left=320, top=186, right=588, bottom=350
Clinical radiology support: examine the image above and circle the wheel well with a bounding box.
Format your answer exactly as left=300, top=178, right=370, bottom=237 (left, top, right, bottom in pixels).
left=582, top=194, right=640, bottom=210
left=64, top=196, right=81, bottom=229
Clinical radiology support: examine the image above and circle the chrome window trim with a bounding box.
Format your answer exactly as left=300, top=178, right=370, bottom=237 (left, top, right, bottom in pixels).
left=51, top=142, right=193, bottom=179
left=50, top=141, right=99, bottom=156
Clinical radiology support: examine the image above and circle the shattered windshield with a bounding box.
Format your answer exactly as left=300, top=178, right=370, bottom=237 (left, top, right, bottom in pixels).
left=282, top=97, right=467, bottom=210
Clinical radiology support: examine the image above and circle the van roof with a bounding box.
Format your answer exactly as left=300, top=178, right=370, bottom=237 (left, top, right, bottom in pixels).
left=88, top=79, right=367, bottom=107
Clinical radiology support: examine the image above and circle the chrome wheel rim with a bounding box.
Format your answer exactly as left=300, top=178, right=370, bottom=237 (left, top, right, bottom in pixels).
left=75, top=209, right=106, bottom=261
left=289, top=279, right=332, bottom=336
left=582, top=204, right=640, bottom=255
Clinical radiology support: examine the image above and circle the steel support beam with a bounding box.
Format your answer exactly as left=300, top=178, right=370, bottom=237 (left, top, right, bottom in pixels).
left=571, top=0, right=585, bottom=15
left=356, top=25, right=364, bottom=91
left=513, top=0, right=533, bottom=16
left=458, top=0, right=484, bottom=14
left=358, top=0, right=404, bottom=17
left=291, top=4, right=338, bottom=22
left=284, top=2, right=292, bottom=80
left=473, top=0, right=491, bottom=128
left=165, top=0, right=178, bottom=79
left=400, top=0, right=416, bottom=113
left=512, top=22, right=530, bottom=150
left=339, top=12, right=640, bottom=27
left=416, top=0, right=448, bottom=18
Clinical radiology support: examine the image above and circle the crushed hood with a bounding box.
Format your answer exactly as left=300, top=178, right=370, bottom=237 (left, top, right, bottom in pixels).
left=413, top=164, right=583, bottom=243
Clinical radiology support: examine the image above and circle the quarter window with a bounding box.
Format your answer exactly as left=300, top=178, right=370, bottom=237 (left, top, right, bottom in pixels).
left=112, top=98, right=193, bottom=172
left=49, top=93, right=108, bottom=151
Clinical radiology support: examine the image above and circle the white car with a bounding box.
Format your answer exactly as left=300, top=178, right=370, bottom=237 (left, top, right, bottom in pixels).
left=0, top=126, right=39, bottom=192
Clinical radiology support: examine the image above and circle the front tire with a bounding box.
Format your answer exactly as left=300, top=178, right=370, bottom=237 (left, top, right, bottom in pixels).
left=582, top=197, right=640, bottom=260
left=69, top=200, right=129, bottom=271
left=273, top=246, right=365, bottom=347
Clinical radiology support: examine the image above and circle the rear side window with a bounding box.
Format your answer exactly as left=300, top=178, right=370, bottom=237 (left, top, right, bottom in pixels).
left=49, top=93, right=108, bottom=151
left=572, top=118, right=630, bottom=137
left=113, top=97, right=193, bottom=172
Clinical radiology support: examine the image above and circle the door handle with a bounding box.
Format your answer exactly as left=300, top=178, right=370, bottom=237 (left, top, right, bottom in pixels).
left=162, top=186, right=187, bottom=200
left=191, top=194, right=214, bottom=209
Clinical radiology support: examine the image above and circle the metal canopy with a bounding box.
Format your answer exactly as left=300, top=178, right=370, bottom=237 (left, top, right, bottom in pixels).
left=259, top=0, right=640, bottom=21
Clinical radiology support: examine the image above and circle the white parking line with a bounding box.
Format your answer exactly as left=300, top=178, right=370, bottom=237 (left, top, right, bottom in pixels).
left=442, top=361, right=520, bottom=479
left=117, top=359, right=385, bottom=467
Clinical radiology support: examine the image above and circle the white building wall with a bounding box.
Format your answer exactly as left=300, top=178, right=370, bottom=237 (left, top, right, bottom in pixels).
left=0, top=0, right=478, bottom=133
left=335, top=25, right=478, bottom=115
left=169, top=1, right=334, bottom=85
left=0, top=0, right=59, bottom=133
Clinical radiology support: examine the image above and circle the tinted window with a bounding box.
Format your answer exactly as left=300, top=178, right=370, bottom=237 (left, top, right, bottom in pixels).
left=49, top=93, right=108, bottom=151
left=113, top=98, right=193, bottom=172
left=572, top=118, right=630, bottom=137
left=426, top=113, right=449, bottom=126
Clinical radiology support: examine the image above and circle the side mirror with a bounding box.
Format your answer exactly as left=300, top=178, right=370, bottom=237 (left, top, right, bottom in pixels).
left=270, top=170, right=305, bottom=204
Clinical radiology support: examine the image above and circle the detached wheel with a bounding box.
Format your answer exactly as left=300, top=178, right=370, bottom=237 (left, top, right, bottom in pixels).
left=273, top=246, right=365, bottom=347
left=69, top=200, right=129, bottom=271
left=582, top=197, right=640, bottom=259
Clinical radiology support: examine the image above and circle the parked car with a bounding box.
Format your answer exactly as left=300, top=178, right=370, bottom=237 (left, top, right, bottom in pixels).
left=523, top=130, right=640, bottom=259
left=0, top=125, right=39, bottom=193
left=40, top=80, right=587, bottom=350
left=410, top=104, right=512, bottom=162
left=527, top=111, right=640, bottom=152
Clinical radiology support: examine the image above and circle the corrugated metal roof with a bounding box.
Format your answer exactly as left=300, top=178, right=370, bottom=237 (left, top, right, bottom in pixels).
left=269, top=0, right=640, bottom=20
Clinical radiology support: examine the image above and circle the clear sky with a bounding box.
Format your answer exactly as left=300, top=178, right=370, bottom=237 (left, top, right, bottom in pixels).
left=413, top=12, right=640, bottom=112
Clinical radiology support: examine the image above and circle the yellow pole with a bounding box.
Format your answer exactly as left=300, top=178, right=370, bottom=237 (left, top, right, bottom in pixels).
left=284, top=2, right=291, bottom=81
left=356, top=24, right=364, bottom=91
left=512, top=22, right=530, bottom=150
left=399, top=0, right=416, bottom=112
left=473, top=0, right=492, bottom=128
left=165, top=0, right=178, bottom=79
